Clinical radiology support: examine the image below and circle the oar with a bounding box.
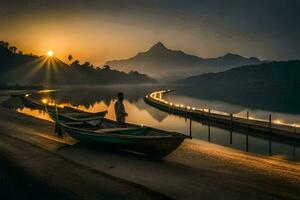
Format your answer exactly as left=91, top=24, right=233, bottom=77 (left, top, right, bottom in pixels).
left=46, top=102, right=59, bottom=136
left=54, top=103, right=64, bottom=138
left=55, top=104, right=59, bottom=121
left=44, top=103, right=48, bottom=113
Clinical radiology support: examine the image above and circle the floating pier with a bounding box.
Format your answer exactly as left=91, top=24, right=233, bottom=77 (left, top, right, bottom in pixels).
left=144, top=90, right=300, bottom=140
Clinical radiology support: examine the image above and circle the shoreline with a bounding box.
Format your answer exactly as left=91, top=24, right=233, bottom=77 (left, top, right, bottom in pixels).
left=0, top=106, right=170, bottom=200
left=0, top=105, right=299, bottom=199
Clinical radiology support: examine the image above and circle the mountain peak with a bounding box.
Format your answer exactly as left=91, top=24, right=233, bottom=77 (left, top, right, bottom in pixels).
left=222, top=53, right=243, bottom=59
left=221, top=53, right=260, bottom=62
left=148, top=42, right=168, bottom=52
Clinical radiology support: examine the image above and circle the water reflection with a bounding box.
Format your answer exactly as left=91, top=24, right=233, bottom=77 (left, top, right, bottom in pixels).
left=165, top=92, right=300, bottom=126
left=16, top=107, right=53, bottom=121
left=173, top=85, right=300, bottom=115
left=4, top=85, right=300, bottom=162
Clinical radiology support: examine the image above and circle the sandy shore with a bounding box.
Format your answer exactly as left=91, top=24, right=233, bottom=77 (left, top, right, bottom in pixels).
left=0, top=104, right=299, bottom=200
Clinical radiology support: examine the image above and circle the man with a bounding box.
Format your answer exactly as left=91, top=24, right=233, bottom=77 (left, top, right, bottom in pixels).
left=114, top=92, right=128, bottom=126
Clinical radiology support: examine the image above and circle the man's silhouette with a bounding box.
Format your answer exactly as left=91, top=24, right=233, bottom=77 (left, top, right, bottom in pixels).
left=114, top=92, right=128, bottom=126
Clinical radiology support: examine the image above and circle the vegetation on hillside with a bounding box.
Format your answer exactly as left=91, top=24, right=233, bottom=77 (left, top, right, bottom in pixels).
left=0, top=41, right=155, bottom=86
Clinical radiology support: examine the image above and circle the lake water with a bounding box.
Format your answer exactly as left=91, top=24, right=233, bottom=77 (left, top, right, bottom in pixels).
left=5, top=85, right=300, bottom=161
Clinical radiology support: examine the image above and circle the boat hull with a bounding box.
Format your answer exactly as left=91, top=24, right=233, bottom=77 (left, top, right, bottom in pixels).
left=21, top=95, right=106, bottom=123
left=21, top=95, right=79, bottom=113
left=21, top=95, right=187, bottom=158
left=61, top=122, right=187, bottom=158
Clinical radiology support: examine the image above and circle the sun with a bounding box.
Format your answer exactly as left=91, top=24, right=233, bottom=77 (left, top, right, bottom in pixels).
left=47, top=50, right=54, bottom=57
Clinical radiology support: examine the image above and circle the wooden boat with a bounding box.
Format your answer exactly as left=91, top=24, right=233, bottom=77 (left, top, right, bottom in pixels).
left=21, top=95, right=75, bottom=112
left=20, top=95, right=107, bottom=123
left=21, top=95, right=188, bottom=158
left=47, top=111, right=106, bottom=124
left=58, top=118, right=189, bottom=158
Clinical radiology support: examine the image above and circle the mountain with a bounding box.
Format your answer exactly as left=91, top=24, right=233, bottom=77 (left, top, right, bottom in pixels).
left=106, top=42, right=262, bottom=80
left=178, top=60, right=300, bottom=87
left=176, top=61, right=300, bottom=113
left=0, top=45, right=155, bottom=85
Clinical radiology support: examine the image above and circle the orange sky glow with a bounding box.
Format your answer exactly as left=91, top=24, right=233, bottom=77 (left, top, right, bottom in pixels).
left=1, top=1, right=299, bottom=66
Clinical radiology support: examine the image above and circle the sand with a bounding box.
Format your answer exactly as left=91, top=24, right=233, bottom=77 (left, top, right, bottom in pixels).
left=0, top=104, right=299, bottom=200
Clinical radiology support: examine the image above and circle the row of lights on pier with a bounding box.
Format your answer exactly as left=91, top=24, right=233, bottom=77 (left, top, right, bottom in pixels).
left=147, top=90, right=300, bottom=128
left=149, top=90, right=206, bottom=111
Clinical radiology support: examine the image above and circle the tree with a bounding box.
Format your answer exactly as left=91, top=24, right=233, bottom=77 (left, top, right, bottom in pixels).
left=71, top=60, right=80, bottom=67
left=3, top=42, right=9, bottom=48
left=83, top=62, right=91, bottom=68
left=8, top=46, right=17, bottom=53
left=18, top=51, right=23, bottom=55
left=12, top=46, right=17, bottom=53
left=68, top=54, right=73, bottom=63
left=103, top=65, right=111, bottom=70
left=129, top=71, right=140, bottom=76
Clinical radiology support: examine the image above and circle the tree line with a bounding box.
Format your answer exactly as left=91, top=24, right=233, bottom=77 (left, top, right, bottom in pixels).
left=0, top=40, right=155, bottom=85
left=0, top=40, right=23, bottom=55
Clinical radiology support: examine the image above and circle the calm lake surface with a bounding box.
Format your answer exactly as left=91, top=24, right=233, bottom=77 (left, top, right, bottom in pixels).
left=5, top=85, right=300, bottom=161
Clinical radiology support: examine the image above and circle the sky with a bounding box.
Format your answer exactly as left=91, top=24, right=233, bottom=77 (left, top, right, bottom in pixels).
left=0, top=0, right=299, bottom=65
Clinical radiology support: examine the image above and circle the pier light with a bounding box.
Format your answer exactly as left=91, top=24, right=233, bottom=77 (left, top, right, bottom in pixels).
left=170, top=103, right=173, bottom=106
left=25, top=94, right=29, bottom=97
left=187, top=106, right=191, bottom=109
left=176, top=104, right=180, bottom=107
left=273, top=119, right=283, bottom=125
left=42, top=98, right=48, bottom=104
left=192, top=107, right=196, bottom=110
left=180, top=104, right=184, bottom=108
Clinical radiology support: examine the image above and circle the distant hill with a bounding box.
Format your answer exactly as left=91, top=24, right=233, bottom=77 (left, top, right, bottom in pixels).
left=106, top=42, right=262, bottom=80
left=178, top=60, right=300, bottom=87
left=0, top=45, right=154, bottom=85
left=176, top=61, right=300, bottom=113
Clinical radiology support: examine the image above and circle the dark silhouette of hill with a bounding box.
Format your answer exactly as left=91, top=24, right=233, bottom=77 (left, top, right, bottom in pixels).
left=0, top=44, right=154, bottom=86
left=106, top=42, right=262, bottom=80
left=176, top=61, right=300, bottom=114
